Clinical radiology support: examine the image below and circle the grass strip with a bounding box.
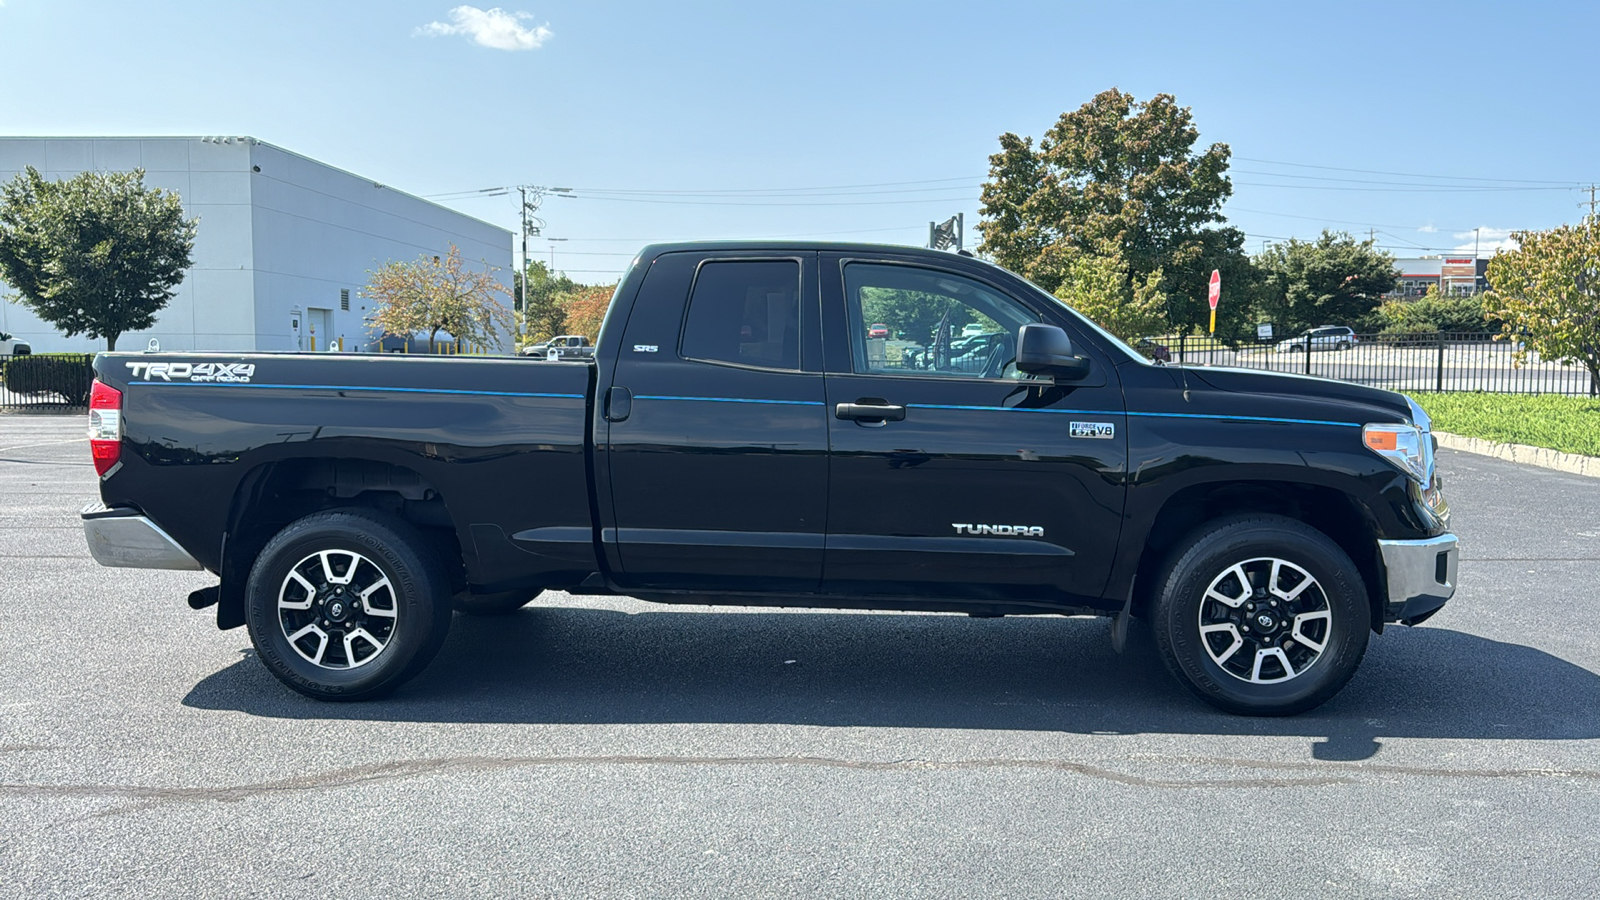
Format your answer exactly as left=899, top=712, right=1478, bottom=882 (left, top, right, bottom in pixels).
left=1408, top=392, right=1600, bottom=458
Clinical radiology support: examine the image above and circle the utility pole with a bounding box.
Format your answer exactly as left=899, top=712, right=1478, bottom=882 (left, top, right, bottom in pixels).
left=928, top=213, right=964, bottom=251
left=1583, top=184, right=1598, bottom=230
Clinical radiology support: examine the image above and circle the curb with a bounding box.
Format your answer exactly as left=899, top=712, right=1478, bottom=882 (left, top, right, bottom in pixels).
left=1434, top=431, right=1600, bottom=479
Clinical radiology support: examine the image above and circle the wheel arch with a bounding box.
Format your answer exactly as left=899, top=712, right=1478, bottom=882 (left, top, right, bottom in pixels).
left=1128, top=478, right=1386, bottom=633
left=214, top=457, right=464, bottom=630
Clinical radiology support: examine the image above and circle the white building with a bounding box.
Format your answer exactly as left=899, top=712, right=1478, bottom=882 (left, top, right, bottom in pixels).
left=0, top=137, right=512, bottom=353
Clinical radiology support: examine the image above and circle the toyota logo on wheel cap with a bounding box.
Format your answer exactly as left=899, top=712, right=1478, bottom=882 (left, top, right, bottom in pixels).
left=1256, top=614, right=1274, bottom=628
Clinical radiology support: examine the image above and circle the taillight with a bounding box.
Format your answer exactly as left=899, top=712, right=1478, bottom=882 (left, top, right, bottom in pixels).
left=88, top=380, right=122, bottom=476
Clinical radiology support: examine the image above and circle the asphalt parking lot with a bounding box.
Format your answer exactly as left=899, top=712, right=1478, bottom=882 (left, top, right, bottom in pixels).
left=3, top=412, right=1600, bottom=898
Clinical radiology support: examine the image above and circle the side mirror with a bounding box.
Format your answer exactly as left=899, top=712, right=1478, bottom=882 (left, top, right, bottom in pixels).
left=1016, top=323, right=1091, bottom=380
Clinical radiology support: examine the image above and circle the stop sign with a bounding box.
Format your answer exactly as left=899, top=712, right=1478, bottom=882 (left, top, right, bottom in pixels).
left=1208, top=270, right=1221, bottom=310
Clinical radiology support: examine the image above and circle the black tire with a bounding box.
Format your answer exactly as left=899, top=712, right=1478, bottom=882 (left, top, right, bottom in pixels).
left=1151, top=514, right=1370, bottom=716
left=453, top=588, right=540, bottom=616
left=245, top=509, right=452, bottom=701
left=1336, top=341, right=1351, bottom=351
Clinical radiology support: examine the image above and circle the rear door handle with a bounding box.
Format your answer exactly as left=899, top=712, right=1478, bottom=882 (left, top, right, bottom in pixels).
left=835, top=401, right=906, bottom=423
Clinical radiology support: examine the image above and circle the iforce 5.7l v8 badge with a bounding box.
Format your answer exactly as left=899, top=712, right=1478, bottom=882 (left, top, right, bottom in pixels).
left=1070, top=421, right=1115, bottom=439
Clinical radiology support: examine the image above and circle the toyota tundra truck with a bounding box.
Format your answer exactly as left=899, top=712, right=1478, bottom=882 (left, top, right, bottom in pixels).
left=81, top=242, right=1457, bottom=715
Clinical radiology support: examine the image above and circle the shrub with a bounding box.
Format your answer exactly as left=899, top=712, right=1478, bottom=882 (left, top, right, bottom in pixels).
left=1369, top=287, right=1497, bottom=336
left=2, top=354, right=94, bottom=405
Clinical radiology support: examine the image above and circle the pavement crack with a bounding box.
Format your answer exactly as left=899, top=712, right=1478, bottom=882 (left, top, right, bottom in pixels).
left=11, top=751, right=1597, bottom=824
left=2, top=754, right=1353, bottom=822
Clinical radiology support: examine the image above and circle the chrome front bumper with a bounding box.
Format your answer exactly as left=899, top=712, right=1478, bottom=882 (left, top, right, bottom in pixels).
left=81, top=503, right=203, bottom=571
left=1378, top=533, right=1458, bottom=622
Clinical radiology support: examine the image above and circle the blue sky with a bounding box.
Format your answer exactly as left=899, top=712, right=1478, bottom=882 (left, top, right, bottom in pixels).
left=2, top=0, right=1595, bottom=282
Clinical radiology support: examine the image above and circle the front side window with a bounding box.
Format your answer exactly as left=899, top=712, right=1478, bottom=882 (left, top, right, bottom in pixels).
left=843, top=263, right=1039, bottom=379
left=680, top=260, right=801, bottom=370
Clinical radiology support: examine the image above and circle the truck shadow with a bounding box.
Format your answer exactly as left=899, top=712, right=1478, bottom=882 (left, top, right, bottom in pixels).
left=183, top=605, right=1600, bottom=761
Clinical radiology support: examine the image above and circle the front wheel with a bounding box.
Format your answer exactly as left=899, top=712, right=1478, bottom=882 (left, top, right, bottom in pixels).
left=1336, top=341, right=1351, bottom=351
left=1151, top=515, right=1370, bottom=716
left=245, top=510, right=452, bottom=701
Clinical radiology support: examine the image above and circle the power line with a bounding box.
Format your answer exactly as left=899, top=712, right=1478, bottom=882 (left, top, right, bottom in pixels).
left=1234, top=156, right=1583, bottom=186
left=425, top=174, right=985, bottom=201
left=557, top=193, right=979, bottom=208
left=1224, top=205, right=1476, bottom=235
left=1232, top=169, right=1578, bottom=191
left=1234, top=181, right=1574, bottom=193
left=550, top=224, right=930, bottom=242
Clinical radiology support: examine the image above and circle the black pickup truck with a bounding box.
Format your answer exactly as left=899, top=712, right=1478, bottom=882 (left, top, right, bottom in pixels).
left=82, top=242, right=1457, bottom=715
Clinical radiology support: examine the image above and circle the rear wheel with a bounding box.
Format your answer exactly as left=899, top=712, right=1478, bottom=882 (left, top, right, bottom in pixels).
left=1151, top=515, right=1370, bottom=716
left=245, top=510, right=452, bottom=701
left=1336, top=341, right=1351, bottom=351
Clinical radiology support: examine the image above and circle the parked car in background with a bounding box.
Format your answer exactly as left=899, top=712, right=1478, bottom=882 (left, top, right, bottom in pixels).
left=1277, top=326, right=1357, bottom=353
left=0, top=332, right=32, bottom=358
left=521, top=334, right=595, bottom=360
left=867, top=323, right=890, bottom=339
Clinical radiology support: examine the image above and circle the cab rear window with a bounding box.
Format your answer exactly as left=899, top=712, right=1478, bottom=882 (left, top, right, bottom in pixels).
left=680, top=260, right=801, bottom=370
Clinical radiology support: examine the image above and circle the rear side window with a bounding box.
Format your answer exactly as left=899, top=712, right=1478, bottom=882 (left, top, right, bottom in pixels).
left=680, top=260, right=801, bottom=370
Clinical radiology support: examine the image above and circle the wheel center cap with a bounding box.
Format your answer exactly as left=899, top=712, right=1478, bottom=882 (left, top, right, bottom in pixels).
left=1255, top=613, right=1276, bottom=630
left=324, top=595, right=354, bottom=624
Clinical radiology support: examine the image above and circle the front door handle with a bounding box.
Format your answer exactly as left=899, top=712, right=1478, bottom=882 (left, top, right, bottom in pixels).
left=835, top=401, right=906, bottom=423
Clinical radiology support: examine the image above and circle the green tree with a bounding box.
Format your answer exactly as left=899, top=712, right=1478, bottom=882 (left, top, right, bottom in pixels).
left=977, top=88, right=1250, bottom=339
left=1484, top=223, right=1600, bottom=395
left=516, top=259, right=575, bottom=343
left=1053, top=242, right=1168, bottom=345
left=0, top=167, right=196, bottom=350
left=364, top=245, right=514, bottom=353
left=1252, top=231, right=1398, bottom=336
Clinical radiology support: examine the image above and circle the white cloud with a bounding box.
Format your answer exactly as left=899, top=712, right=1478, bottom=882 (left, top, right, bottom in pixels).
left=417, top=6, right=551, bottom=51
left=1417, top=224, right=1437, bottom=233
left=1452, top=226, right=1519, bottom=256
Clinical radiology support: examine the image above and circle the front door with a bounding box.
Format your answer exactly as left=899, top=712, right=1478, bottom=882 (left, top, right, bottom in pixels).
left=603, top=251, right=828, bottom=592
left=820, top=253, right=1127, bottom=606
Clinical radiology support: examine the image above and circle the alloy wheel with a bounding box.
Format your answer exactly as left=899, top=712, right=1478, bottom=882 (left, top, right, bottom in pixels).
left=1196, top=557, right=1332, bottom=684
left=277, top=549, right=398, bottom=669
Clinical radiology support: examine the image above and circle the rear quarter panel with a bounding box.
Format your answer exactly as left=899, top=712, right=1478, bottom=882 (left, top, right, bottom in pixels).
left=94, top=353, right=596, bottom=587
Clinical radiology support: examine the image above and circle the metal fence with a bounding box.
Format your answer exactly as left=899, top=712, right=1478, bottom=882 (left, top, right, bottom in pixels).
left=0, top=354, right=96, bottom=411
left=2, top=334, right=1595, bottom=410
left=1155, top=332, right=1597, bottom=397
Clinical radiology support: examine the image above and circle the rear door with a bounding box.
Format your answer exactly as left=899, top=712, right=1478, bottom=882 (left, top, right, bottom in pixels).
left=820, top=253, right=1127, bottom=606
left=602, top=251, right=828, bottom=592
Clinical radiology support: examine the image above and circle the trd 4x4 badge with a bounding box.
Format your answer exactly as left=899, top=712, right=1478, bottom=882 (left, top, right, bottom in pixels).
left=1070, top=421, right=1114, bottom=439
left=125, top=361, right=256, bottom=383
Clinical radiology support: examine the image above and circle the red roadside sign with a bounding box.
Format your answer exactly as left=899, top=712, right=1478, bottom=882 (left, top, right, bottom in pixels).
left=1207, top=269, right=1221, bottom=334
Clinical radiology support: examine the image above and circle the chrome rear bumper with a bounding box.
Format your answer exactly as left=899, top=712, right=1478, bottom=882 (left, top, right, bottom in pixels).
left=81, top=503, right=203, bottom=571
left=1378, top=533, right=1458, bottom=622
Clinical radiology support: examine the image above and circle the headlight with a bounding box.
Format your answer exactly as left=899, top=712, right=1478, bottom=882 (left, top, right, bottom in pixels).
left=1363, top=422, right=1432, bottom=484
